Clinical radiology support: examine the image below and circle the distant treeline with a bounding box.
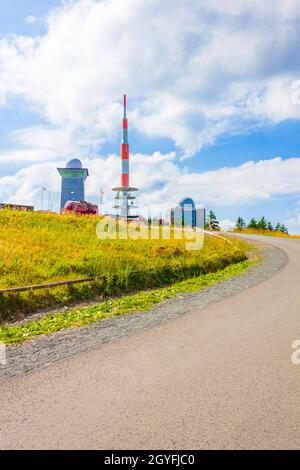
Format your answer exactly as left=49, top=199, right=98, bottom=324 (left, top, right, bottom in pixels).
left=235, top=216, right=288, bottom=234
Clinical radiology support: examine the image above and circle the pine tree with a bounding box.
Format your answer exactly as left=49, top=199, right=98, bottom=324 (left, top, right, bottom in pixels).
left=257, top=216, right=267, bottom=231
left=275, top=222, right=281, bottom=232
left=248, top=218, right=258, bottom=229
left=207, top=210, right=220, bottom=231
left=267, top=221, right=274, bottom=231
left=236, top=217, right=246, bottom=230
left=280, top=224, right=288, bottom=234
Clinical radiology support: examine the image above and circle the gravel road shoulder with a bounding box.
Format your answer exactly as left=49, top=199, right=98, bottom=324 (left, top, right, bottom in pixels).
left=0, top=241, right=287, bottom=380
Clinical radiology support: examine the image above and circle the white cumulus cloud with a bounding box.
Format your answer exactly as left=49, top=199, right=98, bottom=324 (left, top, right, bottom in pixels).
left=219, top=219, right=236, bottom=231
left=25, top=15, right=37, bottom=25
left=1, top=154, right=300, bottom=216
left=1, top=0, right=300, bottom=157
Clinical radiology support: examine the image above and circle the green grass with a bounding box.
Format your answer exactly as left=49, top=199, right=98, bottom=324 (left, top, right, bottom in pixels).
left=0, top=210, right=251, bottom=319
left=0, top=258, right=256, bottom=344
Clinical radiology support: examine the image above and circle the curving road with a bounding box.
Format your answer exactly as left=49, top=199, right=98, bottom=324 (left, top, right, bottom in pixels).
left=1, top=234, right=300, bottom=450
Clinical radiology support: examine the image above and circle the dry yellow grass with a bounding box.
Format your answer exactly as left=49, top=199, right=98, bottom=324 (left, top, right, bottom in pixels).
left=232, top=228, right=300, bottom=239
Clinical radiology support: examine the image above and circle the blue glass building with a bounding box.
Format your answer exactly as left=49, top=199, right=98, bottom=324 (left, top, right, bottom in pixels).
left=57, top=159, right=89, bottom=211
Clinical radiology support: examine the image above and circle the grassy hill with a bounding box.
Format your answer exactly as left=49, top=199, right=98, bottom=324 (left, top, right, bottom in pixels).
left=231, top=228, right=300, bottom=239
left=0, top=210, right=250, bottom=320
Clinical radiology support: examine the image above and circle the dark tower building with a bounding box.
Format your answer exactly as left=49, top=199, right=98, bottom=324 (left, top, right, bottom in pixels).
left=57, top=159, right=89, bottom=211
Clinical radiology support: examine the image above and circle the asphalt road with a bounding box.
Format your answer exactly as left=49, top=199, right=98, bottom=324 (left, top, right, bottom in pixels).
left=1, top=234, right=300, bottom=450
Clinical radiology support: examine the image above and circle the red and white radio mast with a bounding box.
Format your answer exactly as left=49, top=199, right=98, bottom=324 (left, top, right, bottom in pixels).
left=112, top=95, right=138, bottom=219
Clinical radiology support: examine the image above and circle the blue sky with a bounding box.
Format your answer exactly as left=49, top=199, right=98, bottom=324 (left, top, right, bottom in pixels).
left=0, top=0, right=60, bottom=35
left=1, top=0, right=300, bottom=231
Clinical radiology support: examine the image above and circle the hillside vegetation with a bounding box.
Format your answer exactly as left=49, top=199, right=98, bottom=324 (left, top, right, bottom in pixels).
left=0, top=210, right=250, bottom=320
left=234, top=216, right=289, bottom=234
left=232, top=228, right=300, bottom=239
left=0, top=260, right=254, bottom=344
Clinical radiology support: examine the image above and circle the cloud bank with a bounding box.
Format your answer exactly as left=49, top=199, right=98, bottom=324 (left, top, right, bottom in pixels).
left=1, top=0, right=300, bottom=157
left=1, top=154, right=300, bottom=221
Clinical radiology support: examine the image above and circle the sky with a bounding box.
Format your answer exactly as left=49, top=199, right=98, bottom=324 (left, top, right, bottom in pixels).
left=1, top=0, right=300, bottom=231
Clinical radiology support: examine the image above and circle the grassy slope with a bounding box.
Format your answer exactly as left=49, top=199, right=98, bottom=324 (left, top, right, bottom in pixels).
left=0, top=210, right=250, bottom=319
left=231, top=228, right=300, bottom=239
left=0, top=258, right=256, bottom=344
